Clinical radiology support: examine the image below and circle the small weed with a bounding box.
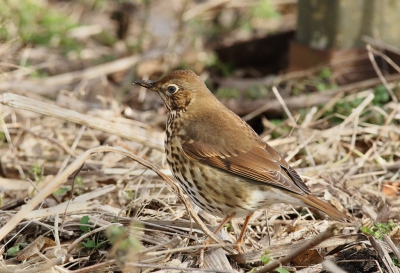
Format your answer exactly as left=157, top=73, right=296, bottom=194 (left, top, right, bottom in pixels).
left=124, top=190, right=134, bottom=200
left=206, top=53, right=235, bottom=77
left=53, top=187, right=69, bottom=196
left=0, top=0, right=81, bottom=54
left=393, top=257, right=400, bottom=267
left=79, top=215, right=107, bottom=250
left=275, top=268, right=290, bottom=273
left=29, top=164, right=44, bottom=184
left=0, top=132, right=6, bottom=145
left=269, top=119, right=289, bottom=139
left=314, top=67, right=337, bottom=92
left=80, top=215, right=91, bottom=233
left=251, top=0, right=279, bottom=19
left=320, top=83, right=391, bottom=125
left=74, top=176, right=84, bottom=187
left=215, top=87, right=240, bottom=99
left=319, top=67, right=332, bottom=80
left=250, top=250, right=290, bottom=273
left=261, top=250, right=272, bottom=264
left=244, top=85, right=269, bottom=100
left=372, top=84, right=391, bottom=106
left=6, top=242, right=28, bottom=257
left=106, top=225, right=141, bottom=252
left=53, top=177, right=84, bottom=196
left=361, top=222, right=396, bottom=240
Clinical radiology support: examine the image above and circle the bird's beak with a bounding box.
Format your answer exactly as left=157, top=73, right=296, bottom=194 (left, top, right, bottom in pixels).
left=133, top=79, right=156, bottom=91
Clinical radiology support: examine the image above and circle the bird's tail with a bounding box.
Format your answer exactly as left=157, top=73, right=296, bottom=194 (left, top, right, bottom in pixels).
left=297, top=194, right=350, bottom=222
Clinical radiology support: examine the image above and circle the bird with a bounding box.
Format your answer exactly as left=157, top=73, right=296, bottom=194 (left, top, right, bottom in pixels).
left=134, top=70, right=349, bottom=250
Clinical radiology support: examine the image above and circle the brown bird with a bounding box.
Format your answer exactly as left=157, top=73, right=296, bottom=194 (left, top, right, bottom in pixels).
left=134, top=70, right=348, bottom=249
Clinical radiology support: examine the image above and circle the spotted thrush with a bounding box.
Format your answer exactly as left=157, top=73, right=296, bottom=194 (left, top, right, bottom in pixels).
left=134, top=70, right=348, bottom=248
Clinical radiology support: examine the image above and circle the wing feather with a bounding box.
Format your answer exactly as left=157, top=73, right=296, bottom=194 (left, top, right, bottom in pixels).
left=182, top=141, right=311, bottom=195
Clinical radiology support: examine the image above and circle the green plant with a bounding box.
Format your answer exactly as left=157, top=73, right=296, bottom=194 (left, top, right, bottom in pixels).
left=53, top=176, right=84, bottom=196
left=320, top=83, right=392, bottom=125
left=0, top=0, right=81, bottom=54
left=269, top=119, right=289, bottom=139
left=372, top=84, right=391, bottom=105
left=0, top=132, right=6, bottom=145
left=53, top=187, right=69, bottom=196
left=79, top=215, right=107, bottom=249
left=106, top=225, right=141, bottom=252
left=361, top=222, right=396, bottom=240
left=30, top=164, right=44, bottom=184
left=74, top=176, right=84, bottom=186
left=6, top=242, right=28, bottom=257
left=205, top=53, right=235, bottom=77
left=314, top=67, right=337, bottom=92
left=244, top=85, right=269, bottom=100
left=393, top=257, right=400, bottom=267
left=251, top=0, right=279, bottom=19
left=80, top=215, right=91, bottom=233
left=215, top=87, right=240, bottom=99
left=261, top=250, right=272, bottom=264
left=241, top=0, right=279, bottom=32
left=254, top=250, right=289, bottom=273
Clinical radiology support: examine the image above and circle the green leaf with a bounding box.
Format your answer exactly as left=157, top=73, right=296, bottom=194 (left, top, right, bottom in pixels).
left=261, top=250, right=272, bottom=264
left=275, top=267, right=290, bottom=273
left=80, top=215, right=90, bottom=233
left=319, top=67, right=332, bottom=79
left=53, top=187, right=69, bottom=196
left=74, top=176, right=84, bottom=187
left=361, top=222, right=396, bottom=240
left=83, top=239, right=95, bottom=248
left=7, top=245, right=20, bottom=256
left=393, top=257, right=400, bottom=267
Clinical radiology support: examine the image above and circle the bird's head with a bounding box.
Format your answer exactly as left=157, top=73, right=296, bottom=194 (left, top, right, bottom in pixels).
left=134, top=70, right=211, bottom=112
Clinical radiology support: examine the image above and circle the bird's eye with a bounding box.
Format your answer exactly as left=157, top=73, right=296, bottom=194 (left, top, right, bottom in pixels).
left=167, top=84, right=178, bottom=94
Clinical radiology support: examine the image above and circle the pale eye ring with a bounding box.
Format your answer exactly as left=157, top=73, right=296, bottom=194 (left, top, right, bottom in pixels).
left=167, top=84, right=179, bottom=94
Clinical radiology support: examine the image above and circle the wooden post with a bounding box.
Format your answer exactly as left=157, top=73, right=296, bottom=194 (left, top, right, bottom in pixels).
left=289, top=0, right=400, bottom=83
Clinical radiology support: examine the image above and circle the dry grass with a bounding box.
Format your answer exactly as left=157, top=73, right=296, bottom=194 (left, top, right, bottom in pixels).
left=0, top=70, right=399, bottom=272
left=0, top=1, right=399, bottom=272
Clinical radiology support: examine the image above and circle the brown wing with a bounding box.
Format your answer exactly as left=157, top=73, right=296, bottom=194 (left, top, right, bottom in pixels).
left=182, top=141, right=311, bottom=196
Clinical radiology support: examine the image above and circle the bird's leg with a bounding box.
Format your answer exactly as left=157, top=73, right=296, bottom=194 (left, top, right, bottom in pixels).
left=213, top=213, right=236, bottom=234
left=234, top=212, right=254, bottom=253
left=204, top=213, right=236, bottom=247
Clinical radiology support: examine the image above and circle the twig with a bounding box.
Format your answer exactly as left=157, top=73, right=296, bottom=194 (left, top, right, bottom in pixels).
left=366, top=44, right=398, bottom=103
left=67, top=223, right=119, bottom=253
left=165, top=0, right=190, bottom=71
left=0, top=49, right=166, bottom=96
left=0, top=146, right=233, bottom=253
left=57, top=125, right=85, bottom=175
left=13, top=257, right=67, bottom=273
left=252, top=224, right=341, bottom=273
left=21, top=127, right=76, bottom=157
left=226, top=73, right=400, bottom=116
left=69, top=259, right=117, bottom=273
left=272, top=86, right=316, bottom=166
left=383, top=234, right=400, bottom=262
left=322, top=259, right=348, bottom=273
left=369, top=236, right=400, bottom=273
left=367, top=45, right=400, bottom=74
left=126, top=263, right=234, bottom=273
left=183, top=0, right=229, bottom=21
left=0, top=93, right=163, bottom=151
left=145, top=243, right=235, bottom=256
left=363, top=36, right=400, bottom=55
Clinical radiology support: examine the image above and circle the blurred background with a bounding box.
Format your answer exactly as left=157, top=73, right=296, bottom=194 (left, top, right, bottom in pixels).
left=1, top=0, right=399, bottom=133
